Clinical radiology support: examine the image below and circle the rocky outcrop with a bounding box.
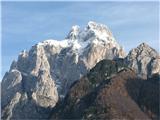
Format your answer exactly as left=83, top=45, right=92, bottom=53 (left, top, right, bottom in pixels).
left=1, top=45, right=58, bottom=119
left=125, top=43, right=160, bottom=78
left=51, top=59, right=159, bottom=120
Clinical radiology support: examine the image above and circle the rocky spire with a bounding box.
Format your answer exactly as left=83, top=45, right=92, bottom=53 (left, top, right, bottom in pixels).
left=66, top=25, right=80, bottom=40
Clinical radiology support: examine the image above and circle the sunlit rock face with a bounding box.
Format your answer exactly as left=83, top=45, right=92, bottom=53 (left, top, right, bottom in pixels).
left=1, top=21, right=125, bottom=119
left=1, top=46, right=58, bottom=119
left=125, top=43, right=160, bottom=78
left=50, top=21, right=125, bottom=95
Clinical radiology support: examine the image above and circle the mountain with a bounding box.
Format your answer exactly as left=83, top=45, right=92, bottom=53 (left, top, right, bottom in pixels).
left=1, top=21, right=159, bottom=119
left=1, top=21, right=125, bottom=119
left=50, top=59, right=159, bottom=120
left=125, top=42, right=160, bottom=78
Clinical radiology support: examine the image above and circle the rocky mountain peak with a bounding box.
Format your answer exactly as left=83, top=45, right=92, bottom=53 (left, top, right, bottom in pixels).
left=87, top=21, right=106, bottom=30
left=130, top=42, right=158, bottom=55
left=66, top=25, right=80, bottom=40
left=125, top=42, right=160, bottom=78
left=139, top=42, right=154, bottom=48
left=136, top=42, right=157, bottom=54
left=139, top=42, right=149, bottom=47
left=66, top=21, right=115, bottom=45
left=87, top=21, right=111, bottom=33
left=86, top=21, right=113, bottom=39
left=1, top=21, right=135, bottom=119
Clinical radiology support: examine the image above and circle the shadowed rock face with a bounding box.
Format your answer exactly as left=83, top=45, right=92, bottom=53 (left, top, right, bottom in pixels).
left=50, top=59, right=159, bottom=120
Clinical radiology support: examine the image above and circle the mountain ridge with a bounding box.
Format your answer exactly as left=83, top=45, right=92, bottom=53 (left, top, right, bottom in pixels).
left=50, top=59, right=159, bottom=119
left=1, top=21, right=159, bottom=119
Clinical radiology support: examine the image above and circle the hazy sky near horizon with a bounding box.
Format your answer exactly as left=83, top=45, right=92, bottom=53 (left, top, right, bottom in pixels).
left=1, top=1, right=159, bottom=80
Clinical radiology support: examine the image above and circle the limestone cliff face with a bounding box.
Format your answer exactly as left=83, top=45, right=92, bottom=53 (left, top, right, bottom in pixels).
left=125, top=43, right=160, bottom=78
left=51, top=21, right=125, bottom=95
left=1, top=45, right=58, bottom=119
left=1, top=21, right=125, bottom=119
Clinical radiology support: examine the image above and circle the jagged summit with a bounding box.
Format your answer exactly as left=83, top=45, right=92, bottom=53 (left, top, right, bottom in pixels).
left=66, top=25, right=80, bottom=40
left=87, top=21, right=113, bottom=36
left=37, top=21, right=123, bottom=57
left=125, top=42, right=160, bottom=78
left=127, top=42, right=159, bottom=60
left=87, top=21, right=109, bottom=31
left=36, top=22, right=125, bottom=62
left=66, top=21, right=114, bottom=42
left=139, top=42, right=149, bottom=47
left=136, top=42, right=157, bottom=53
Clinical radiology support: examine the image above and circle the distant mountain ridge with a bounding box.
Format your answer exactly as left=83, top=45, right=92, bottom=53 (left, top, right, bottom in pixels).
left=1, top=21, right=159, bottom=119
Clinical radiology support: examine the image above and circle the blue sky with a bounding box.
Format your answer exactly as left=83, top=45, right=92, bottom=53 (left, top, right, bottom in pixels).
left=1, top=1, right=159, bottom=80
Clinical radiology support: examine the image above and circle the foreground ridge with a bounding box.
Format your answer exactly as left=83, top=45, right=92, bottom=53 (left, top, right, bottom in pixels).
left=51, top=59, right=159, bottom=120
